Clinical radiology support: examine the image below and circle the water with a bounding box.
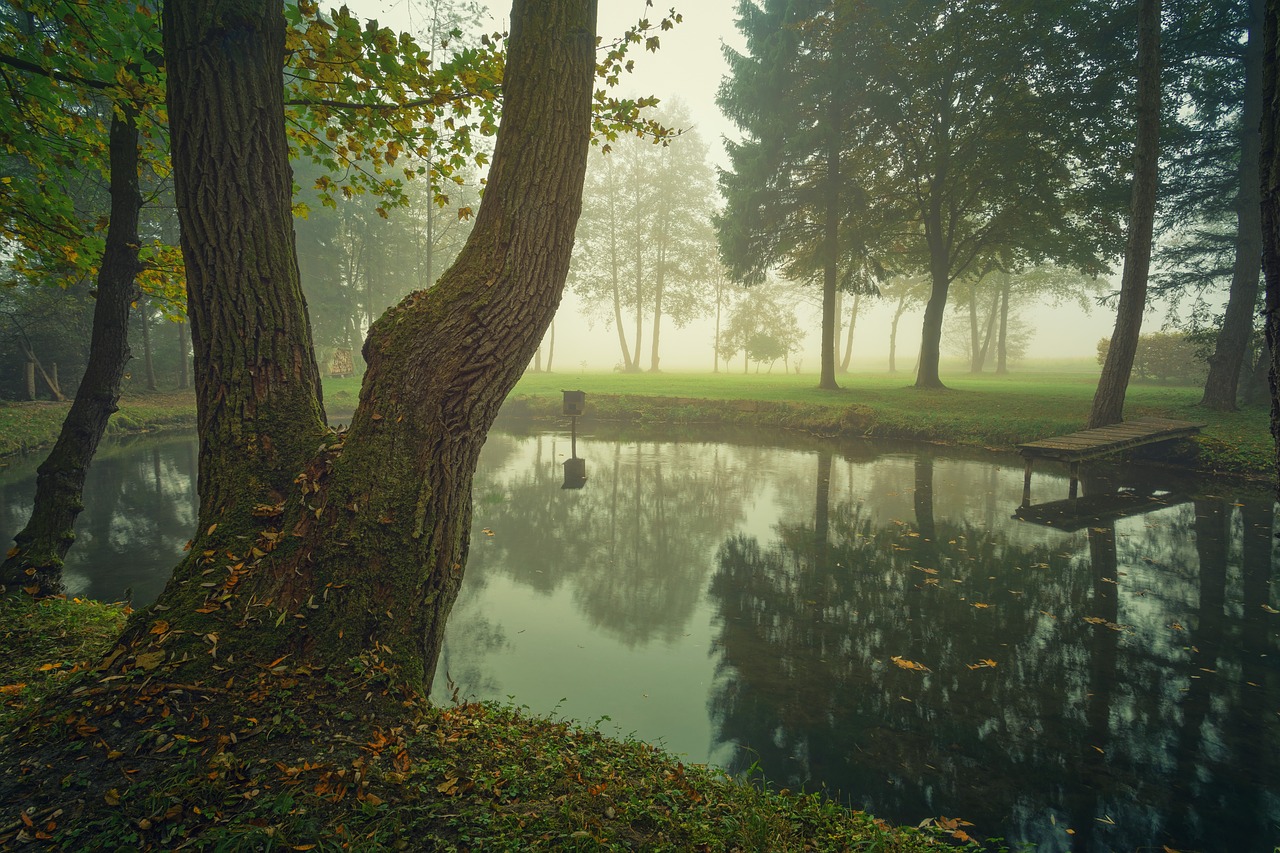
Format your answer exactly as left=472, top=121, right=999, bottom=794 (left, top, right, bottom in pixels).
left=2, top=422, right=1277, bottom=850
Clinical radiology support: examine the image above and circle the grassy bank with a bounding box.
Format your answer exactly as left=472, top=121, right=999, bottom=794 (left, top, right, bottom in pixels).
left=0, top=391, right=197, bottom=458
left=4, top=371, right=1270, bottom=478
left=492, top=370, right=1271, bottom=481
left=0, top=597, right=979, bottom=851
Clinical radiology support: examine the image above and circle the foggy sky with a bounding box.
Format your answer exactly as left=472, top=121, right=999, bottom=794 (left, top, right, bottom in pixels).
left=340, top=0, right=1150, bottom=373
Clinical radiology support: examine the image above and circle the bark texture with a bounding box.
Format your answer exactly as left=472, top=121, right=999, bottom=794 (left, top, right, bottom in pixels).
left=1088, top=0, right=1161, bottom=428
left=0, top=111, right=142, bottom=596
left=1262, top=0, right=1280, bottom=495
left=120, top=0, right=598, bottom=693
left=1201, top=0, right=1265, bottom=411
left=165, top=0, right=328, bottom=526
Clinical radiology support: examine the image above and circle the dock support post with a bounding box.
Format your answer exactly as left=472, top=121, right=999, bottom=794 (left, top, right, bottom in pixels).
left=1069, top=461, right=1081, bottom=500
left=1022, top=458, right=1033, bottom=507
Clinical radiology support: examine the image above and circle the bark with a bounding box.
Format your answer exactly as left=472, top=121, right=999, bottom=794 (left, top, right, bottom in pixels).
left=973, top=288, right=999, bottom=373
left=840, top=290, right=859, bottom=371
left=1263, top=0, right=1280, bottom=494
left=166, top=0, right=328, bottom=525
left=889, top=293, right=909, bottom=373
left=121, top=0, right=597, bottom=694
left=1201, top=0, right=1266, bottom=410
left=0, top=111, right=142, bottom=595
left=606, top=162, right=633, bottom=370
left=1088, top=0, right=1161, bottom=428
left=916, top=210, right=951, bottom=388
left=996, top=278, right=1010, bottom=374
left=818, top=138, right=840, bottom=391
left=139, top=297, right=158, bottom=391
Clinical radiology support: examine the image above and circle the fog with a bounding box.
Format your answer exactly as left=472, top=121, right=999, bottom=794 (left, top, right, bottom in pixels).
left=336, top=0, right=1186, bottom=374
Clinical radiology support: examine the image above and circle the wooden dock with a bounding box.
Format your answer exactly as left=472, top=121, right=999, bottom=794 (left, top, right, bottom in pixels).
left=1017, top=417, right=1205, bottom=506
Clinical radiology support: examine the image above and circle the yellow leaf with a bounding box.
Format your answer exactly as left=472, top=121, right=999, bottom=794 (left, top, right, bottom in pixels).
left=437, top=776, right=458, bottom=795
left=104, top=788, right=121, bottom=806
left=0, top=683, right=26, bottom=694
left=5, top=546, right=17, bottom=558
left=150, top=620, right=170, bottom=635
left=206, top=524, right=218, bottom=536
left=972, top=602, right=993, bottom=609
left=890, top=655, right=930, bottom=673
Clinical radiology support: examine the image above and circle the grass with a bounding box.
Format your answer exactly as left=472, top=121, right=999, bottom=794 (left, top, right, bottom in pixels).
left=489, top=368, right=1272, bottom=480
left=0, top=595, right=130, bottom=729
left=0, top=596, right=984, bottom=852
left=7, top=370, right=1267, bottom=480
left=0, top=390, right=196, bottom=457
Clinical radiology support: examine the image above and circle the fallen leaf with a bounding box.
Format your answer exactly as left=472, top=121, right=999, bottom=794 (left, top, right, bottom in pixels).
left=891, top=655, right=931, bottom=673
left=104, top=788, right=121, bottom=806
left=150, top=620, right=170, bottom=635
left=1262, top=604, right=1279, bottom=614
left=134, top=651, right=165, bottom=671
left=972, top=602, right=993, bottom=609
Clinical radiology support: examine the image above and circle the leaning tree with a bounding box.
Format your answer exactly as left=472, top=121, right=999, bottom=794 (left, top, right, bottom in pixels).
left=0, top=0, right=620, bottom=834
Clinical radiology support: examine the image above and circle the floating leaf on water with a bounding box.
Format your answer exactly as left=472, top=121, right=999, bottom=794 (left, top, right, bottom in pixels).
left=891, top=655, right=930, bottom=673
left=1261, top=604, right=1279, bottom=614
left=972, top=602, right=993, bottom=609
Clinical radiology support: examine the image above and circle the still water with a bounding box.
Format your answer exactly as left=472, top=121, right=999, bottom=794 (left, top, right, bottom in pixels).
left=1, top=422, right=1277, bottom=851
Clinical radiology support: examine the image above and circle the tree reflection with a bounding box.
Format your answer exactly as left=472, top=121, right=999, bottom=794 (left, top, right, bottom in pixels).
left=706, top=454, right=1280, bottom=851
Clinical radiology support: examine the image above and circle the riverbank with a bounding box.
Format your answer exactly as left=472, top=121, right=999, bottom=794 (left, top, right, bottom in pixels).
left=497, top=371, right=1272, bottom=482
left=4, top=372, right=1271, bottom=481
left=0, top=391, right=197, bottom=458
left=0, top=595, right=977, bottom=851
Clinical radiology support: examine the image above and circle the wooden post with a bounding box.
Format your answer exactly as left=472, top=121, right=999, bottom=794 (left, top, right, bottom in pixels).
left=1069, top=461, right=1081, bottom=500
left=25, top=360, right=35, bottom=400
left=1022, top=457, right=1033, bottom=507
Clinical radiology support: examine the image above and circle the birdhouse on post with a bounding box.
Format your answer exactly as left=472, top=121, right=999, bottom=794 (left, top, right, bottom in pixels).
left=562, top=389, right=586, bottom=416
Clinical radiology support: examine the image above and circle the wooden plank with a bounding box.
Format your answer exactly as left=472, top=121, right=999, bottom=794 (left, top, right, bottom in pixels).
left=1017, top=418, right=1205, bottom=465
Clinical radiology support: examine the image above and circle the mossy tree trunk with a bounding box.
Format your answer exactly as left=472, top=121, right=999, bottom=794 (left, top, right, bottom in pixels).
left=0, top=110, right=142, bottom=596
left=1088, top=0, right=1162, bottom=428
left=110, top=0, right=596, bottom=693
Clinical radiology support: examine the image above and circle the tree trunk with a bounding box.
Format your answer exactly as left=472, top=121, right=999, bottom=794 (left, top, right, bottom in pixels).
left=546, top=319, right=555, bottom=372
left=120, top=0, right=594, bottom=692
left=889, top=293, right=908, bottom=373
left=713, top=276, right=723, bottom=373
left=1089, top=0, right=1162, bottom=428
left=1262, top=0, right=1280, bottom=494
left=974, top=287, right=1000, bottom=372
left=840, top=290, right=859, bottom=371
left=996, top=277, right=1010, bottom=374
left=817, top=134, right=840, bottom=390
left=0, top=110, right=142, bottom=596
left=139, top=297, right=158, bottom=391
left=832, top=290, right=844, bottom=374
left=1201, top=0, right=1265, bottom=410
left=650, top=260, right=663, bottom=372
left=916, top=214, right=951, bottom=389
left=968, top=281, right=981, bottom=372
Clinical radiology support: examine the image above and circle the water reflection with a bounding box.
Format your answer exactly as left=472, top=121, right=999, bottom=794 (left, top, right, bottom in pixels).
left=445, top=425, right=1280, bottom=852
left=0, top=433, right=198, bottom=605
left=2, top=424, right=1276, bottom=850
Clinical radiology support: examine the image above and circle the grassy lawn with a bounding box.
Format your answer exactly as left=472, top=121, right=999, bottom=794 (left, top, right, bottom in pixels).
left=0, top=390, right=197, bottom=458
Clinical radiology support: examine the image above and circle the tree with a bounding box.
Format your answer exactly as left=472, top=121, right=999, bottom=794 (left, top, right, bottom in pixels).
left=718, top=284, right=803, bottom=374
left=1089, top=0, right=1163, bottom=428
left=569, top=100, right=718, bottom=372
left=1261, top=0, right=1280, bottom=493
left=717, top=0, right=881, bottom=391
left=0, top=1, right=162, bottom=594
left=858, top=0, right=1121, bottom=390
left=1, top=0, right=648, bottom=827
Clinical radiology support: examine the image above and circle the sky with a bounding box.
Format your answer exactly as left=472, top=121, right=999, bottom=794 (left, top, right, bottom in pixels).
left=343, top=0, right=1134, bottom=374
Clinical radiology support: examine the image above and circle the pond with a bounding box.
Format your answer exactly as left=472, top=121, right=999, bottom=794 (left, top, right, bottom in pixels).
left=1, top=421, right=1277, bottom=851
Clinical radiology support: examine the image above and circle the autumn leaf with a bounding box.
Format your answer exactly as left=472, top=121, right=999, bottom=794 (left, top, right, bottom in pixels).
left=890, top=655, right=930, bottom=673
left=1261, top=604, right=1279, bottom=614
left=437, top=776, right=459, bottom=795
left=104, top=788, right=121, bottom=806
left=149, top=620, right=170, bottom=635
left=0, top=683, right=27, bottom=694
left=972, top=602, right=993, bottom=609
